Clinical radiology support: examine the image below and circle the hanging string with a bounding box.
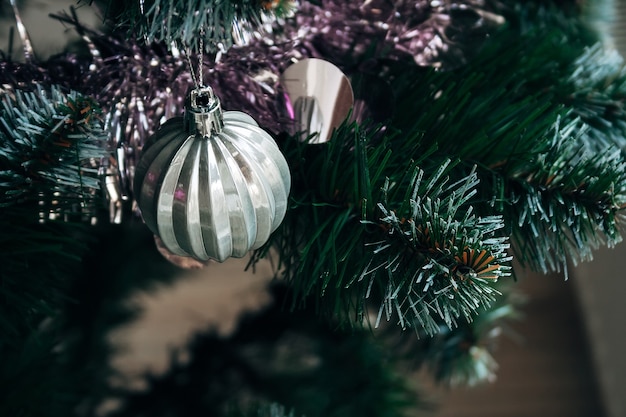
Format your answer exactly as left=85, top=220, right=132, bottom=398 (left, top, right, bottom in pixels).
left=199, top=26, right=205, bottom=87
left=186, top=51, right=199, bottom=89
left=185, top=26, right=205, bottom=89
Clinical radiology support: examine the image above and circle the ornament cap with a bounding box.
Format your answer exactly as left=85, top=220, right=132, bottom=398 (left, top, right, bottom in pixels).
left=185, top=86, right=224, bottom=136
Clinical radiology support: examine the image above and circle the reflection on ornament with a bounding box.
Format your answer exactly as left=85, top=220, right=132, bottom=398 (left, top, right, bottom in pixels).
left=280, top=58, right=354, bottom=144
left=134, top=86, right=291, bottom=262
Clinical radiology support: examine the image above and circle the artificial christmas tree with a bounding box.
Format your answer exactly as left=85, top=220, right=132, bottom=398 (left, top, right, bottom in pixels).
left=1, top=0, right=624, bottom=416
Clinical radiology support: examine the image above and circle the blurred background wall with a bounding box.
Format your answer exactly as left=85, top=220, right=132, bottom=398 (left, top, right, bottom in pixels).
left=572, top=4, right=626, bottom=417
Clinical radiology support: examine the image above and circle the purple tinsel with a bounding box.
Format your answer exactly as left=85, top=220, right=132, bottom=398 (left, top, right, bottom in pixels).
left=266, top=0, right=505, bottom=69
left=1, top=0, right=505, bottom=223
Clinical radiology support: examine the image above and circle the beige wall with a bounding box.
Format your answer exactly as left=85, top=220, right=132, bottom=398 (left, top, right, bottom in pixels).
left=572, top=4, right=626, bottom=417
left=574, top=247, right=626, bottom=417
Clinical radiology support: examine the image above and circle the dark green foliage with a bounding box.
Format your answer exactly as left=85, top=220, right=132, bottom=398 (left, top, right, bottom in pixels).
left=110, top=285, right=416, bottom=417
left=0, top=221, right=186, bottom=417
left=0, top=217, right=86, bottom=339
left=0, top=325, right=77, bottom=417
left=226, top=404, right=300, bottom=417
left=58, top=222, right=185, bottom=416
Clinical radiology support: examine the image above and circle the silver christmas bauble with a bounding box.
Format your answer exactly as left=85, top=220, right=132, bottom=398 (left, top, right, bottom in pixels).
left=134, top=86, right=291, bottom=262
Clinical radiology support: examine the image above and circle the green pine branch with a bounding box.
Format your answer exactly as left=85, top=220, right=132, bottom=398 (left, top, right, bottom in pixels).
left=498, top=116, right=626, bottom=273
left=255, top=120, right=511, bottom=336
left=0, top=85, right=107, bottom=221
left=251, top=0, right=626, bottom=340
left=558, top=43, right=626, bottom=151
left=385, top=7, right=626, bottom=275
left=371, top=164, right=511, bottom=335
left=85, top=0, right=296, bottom=52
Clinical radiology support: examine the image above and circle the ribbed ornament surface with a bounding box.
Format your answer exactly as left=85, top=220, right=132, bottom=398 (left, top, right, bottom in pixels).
left=134, top=88, right=290, bottom=262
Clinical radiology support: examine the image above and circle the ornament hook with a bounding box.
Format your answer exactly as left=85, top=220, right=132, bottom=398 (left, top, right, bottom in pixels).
left=185, top=86, right=224, bottom=136
left=183, top=27, right=223, bottom=137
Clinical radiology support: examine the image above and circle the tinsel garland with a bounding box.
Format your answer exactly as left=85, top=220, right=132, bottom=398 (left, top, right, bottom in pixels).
left=271, top=0, right=505, bottom=69
left=0, top=0, right=502, bottom=222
